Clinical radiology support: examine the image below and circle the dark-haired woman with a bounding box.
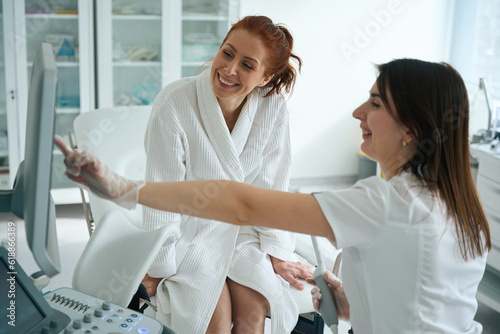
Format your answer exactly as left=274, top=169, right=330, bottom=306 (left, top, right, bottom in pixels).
left=57, top=58, right=490, bottom=333
left=140, top=15, right=311, bottom=333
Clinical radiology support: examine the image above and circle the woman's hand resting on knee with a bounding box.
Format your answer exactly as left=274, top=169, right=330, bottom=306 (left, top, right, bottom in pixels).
left=270, top=256, right=314, bottom=290
left=142, top=274, right=163, bottom=296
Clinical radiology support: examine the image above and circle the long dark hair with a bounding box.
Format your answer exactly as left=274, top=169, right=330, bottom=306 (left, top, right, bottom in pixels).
left=376, top=58, right=490, bottom=260
left=222, top=15, right=302, bottom=97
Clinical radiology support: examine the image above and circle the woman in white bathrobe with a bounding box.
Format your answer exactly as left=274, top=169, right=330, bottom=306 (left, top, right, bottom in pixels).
left=140, top=16, right=313, bottom=333
left=57, top=58, right=491, bottom=333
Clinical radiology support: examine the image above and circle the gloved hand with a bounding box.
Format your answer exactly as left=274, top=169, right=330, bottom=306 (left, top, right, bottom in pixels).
left=306, top=270, right=350, bottom=322
left=54, top=135, right=145, bottom=209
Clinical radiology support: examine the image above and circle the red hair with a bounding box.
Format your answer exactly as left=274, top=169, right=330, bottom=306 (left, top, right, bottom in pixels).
left=222, top=15, right=302, bottom=97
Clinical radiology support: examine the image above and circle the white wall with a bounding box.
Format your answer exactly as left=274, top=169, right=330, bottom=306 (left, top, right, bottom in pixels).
left=240, top=0, right=454, bottom=179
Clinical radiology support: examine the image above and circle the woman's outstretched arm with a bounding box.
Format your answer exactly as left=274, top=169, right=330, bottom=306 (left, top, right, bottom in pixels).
left=140, top=180, right=335, bottom=240
left=55, top=135, right=335, bottom=241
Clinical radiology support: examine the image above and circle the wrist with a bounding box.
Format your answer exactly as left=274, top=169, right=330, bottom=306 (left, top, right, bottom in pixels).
left=270, top=255, right=284, bottom=271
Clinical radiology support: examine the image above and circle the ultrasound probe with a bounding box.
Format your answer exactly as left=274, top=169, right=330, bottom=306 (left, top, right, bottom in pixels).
left=311, top=236, right=339, bottom=334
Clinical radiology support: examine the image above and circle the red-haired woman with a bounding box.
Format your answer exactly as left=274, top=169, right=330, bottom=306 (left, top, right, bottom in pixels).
left=140, top=16, right=310, bottom=333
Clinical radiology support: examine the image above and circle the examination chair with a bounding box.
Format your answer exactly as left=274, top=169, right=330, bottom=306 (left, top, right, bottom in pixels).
left=71, top=106, right=340, bottom=334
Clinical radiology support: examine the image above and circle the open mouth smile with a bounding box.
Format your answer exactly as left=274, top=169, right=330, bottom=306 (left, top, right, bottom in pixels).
left=218, top=73, right=238, bottom=87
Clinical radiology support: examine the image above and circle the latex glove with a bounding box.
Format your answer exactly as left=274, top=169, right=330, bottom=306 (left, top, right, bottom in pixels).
left=270, top=256, right=314, bottom=290
left=54, top=135, right=145, bottom=209
left=306, top=270, right=350, bottom=322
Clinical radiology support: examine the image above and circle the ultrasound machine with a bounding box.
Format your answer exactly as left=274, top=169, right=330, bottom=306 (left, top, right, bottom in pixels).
left=0, top=43, right=173, bottom=334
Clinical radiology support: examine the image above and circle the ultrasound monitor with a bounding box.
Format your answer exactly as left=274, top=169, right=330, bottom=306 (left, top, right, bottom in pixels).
left=0, top=43, right=171, bottom=334
left=0, top=42, right=60, bottom=278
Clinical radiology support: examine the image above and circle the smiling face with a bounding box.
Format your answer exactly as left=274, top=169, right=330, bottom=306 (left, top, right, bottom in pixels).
left=211, top=29, right=273, bottom=111
left=352, top=82, right=415, bottom=179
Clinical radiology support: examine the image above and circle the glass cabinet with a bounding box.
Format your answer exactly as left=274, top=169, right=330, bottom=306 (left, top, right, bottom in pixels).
left=96, top=0, right=239, bottom=108
left=181, top=0, right=238, bottom=77
left=96, top=0, right=166, bottom=107
left=0, top=1, right=11, bottom=189
left=1, top=0, right=239, bottom=202
left=1, top=0, right=94, bottom=203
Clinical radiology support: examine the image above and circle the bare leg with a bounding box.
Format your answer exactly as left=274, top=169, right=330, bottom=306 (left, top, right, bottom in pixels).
left=227, top=278, right=269, bottom=334
left=206, top=280, right=232, bottom=334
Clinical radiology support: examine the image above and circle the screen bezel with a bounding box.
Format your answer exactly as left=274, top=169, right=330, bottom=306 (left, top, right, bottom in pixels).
left=10, top=42, right=60, bottom=277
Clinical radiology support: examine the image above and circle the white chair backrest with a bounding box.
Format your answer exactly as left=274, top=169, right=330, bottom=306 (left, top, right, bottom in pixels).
left=73, top=106, right=151, bottom=227
left=72, top=210, right=179, bottom=307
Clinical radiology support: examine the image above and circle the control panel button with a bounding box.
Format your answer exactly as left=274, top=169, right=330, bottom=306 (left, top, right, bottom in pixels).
left=130, top=313, right=138, bottom=318
left=94, top=309, right=103, bottom=317
left=64, top=328, right=74, bottom=334
left=50, top=320, right=58, bottom=328
left=83, top=314, right=93, bottom=323
left=41, top=326, right=50, bottom=334
left=72, top=320, right=82, bottom=329
left=102, top=302, right=111, bottom=310
left=120, top=323, right=129, bottom=329
left=137, top=327, right=150, bottom=334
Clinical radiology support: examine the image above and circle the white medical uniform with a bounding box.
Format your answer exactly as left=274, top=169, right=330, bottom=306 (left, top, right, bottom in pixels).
left=314, top=171, right=487, bottom=334
left=143, top=68, right=297, bottom=333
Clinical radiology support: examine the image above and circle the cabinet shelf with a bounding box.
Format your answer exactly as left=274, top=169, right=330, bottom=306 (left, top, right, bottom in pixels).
left=56, top=107, right=80, bottom=114
left=27, top=61, right=80, bottom=68
left=112, top=14, right=161, bottom=21
left=182, top=12, right=229, bottom=21
left=25, top=13, right=78, bottom=20
left=56, top=61, right=80, bottom=67
left=113, top=61, right=161, bottom=67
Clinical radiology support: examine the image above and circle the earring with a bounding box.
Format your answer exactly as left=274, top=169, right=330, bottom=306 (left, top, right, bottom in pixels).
left=402, top=140, right=408, bottom=147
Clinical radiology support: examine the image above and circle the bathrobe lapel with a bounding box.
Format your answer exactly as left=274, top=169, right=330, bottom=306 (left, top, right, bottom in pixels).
left=197, top=69, right=257, bottom=182
left=231, top=92, right=257, bottom=156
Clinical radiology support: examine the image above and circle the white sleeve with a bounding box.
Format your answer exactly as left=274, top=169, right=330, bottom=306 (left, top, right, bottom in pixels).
left=313, top=176, right=391, bottom=250
left=143, top=103, right=186, bottom=278
left=252, top=104, right=295, bottom=261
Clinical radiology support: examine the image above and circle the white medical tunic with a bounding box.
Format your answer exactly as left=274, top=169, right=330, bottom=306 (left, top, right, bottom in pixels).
left=314, top=171, right=487, bottom=334
left=143, top=68, right=297, bottom=333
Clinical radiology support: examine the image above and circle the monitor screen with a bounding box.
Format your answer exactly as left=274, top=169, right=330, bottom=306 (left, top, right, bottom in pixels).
left=9, top=42, right=60, bottom=277
left=0, top=246, right=70, bottom=333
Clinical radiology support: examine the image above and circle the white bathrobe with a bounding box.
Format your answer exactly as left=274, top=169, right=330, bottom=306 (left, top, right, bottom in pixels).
left=143, top=68, right=298, bottom=333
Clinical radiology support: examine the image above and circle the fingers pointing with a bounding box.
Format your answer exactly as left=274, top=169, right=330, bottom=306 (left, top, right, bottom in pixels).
left=54, top=135, right=72, bottom=156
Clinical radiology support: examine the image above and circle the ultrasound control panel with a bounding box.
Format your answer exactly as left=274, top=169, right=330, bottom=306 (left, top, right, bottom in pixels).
left=43, top=287, right=173, bottom=334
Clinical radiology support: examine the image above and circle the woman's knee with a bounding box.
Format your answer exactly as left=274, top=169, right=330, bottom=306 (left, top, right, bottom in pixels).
left=227, top=279, right=268, bottom=333
left=207, top=281, right=232, bottom=334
